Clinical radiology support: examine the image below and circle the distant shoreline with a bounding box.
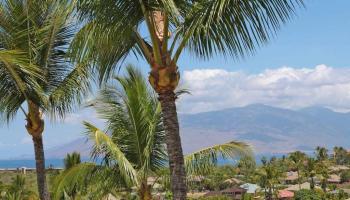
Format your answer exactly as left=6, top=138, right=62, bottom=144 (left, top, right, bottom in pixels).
left=0, top=153, right=289, bottom=168
left=0, top=159, right=64, bottom=168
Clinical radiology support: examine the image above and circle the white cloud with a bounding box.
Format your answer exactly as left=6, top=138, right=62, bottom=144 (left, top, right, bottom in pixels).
left=63, top=109, right=103, bottom=125
left=20, top=136, right=32, bottom=144
left=178, top=65, right=350, bottom=113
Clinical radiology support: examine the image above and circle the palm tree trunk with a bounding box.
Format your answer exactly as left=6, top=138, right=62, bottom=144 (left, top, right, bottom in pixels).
left=158, top=91, right=187, bottom=200
left=297, top=170, right=301, bottom=190
left=310, top=177, right=315, bottom=190
left=139, top=182, right=153, bottom=200
left=32, top=135, right=50, bottom=200
left=268, top=187, right=272, bottom=200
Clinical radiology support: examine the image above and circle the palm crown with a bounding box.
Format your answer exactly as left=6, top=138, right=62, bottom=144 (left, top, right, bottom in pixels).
left=0, top=1, right=91, bottom=199
left=0, top=0, right=90, bottom=121
left=73, top=2, right=303, bottom=198
left=73, top=0, right=304, bottom=81
left=53, top=65, right=252, bottom=199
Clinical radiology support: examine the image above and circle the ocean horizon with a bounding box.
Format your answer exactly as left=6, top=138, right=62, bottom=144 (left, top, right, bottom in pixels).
left=0, top=159, right=64, bottom=169
left=0, top=153, right=287, bottom=168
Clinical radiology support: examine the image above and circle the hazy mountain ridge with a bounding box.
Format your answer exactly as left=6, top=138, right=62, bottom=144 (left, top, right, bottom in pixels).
left=44, top=104, right=350, bottom=158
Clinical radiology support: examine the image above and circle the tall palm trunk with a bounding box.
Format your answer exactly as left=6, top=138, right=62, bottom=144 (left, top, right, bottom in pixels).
left=310, top=177, right=315, bottom=190
left=158, top=91, right=187, bottom=200
left=26, top=102, right=50, bottom=200
left=139, top=182, right=153, bottom=200
left=33, top=135, right=50, bottom=200
left=267, top=187, right=272, bottom=200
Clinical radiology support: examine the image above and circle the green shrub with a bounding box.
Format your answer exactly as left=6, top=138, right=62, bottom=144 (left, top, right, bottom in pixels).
left=195, top=196, right=231, bottom=200
left=295, top=189, right=322, bottom=200
left=340, top=170, right=350, bottom=183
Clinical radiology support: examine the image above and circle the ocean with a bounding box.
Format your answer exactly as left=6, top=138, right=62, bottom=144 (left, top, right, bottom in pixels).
left=0, top=159, right=64, bottom=168
left=0, top=153, right=285, bottom=168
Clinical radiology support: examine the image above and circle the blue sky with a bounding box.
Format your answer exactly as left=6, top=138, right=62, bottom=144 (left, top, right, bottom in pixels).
left=1, top=0, right=350, bottom=159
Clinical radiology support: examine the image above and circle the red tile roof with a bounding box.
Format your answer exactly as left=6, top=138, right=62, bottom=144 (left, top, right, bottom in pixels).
left=278, top=190, right=294, bottom=198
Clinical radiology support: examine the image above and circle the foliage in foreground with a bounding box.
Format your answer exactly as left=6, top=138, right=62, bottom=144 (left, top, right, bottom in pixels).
left=0, top=175, right=37, bottom=200
left=52, top=66, right=252, bottom=200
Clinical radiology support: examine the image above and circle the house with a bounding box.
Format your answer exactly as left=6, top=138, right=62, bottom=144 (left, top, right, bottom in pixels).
left=285, top=182, right=321, bottom=191
left=284, top=171, right=299, bottom=184
left=204, top=187, right=247, bottom=200
left=327, top=174, right=341, bottom=184
left=204, top=191, right=222, bottom=197
left=329, top=165, right=350, bottom=173
left=224, top=178, right=243, bottom=185
left=240, top=183, right=260, bottom=194
left=278, top=190, right=294, bottom=200
left=221, top=187, right=247, bottom=200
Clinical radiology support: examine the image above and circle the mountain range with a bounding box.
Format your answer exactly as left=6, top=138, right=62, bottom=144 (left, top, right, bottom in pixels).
left=45, top=104, right=350, bottom=158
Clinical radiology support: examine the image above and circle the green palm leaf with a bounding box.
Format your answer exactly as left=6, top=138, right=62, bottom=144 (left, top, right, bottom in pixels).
left=49, top=60, right=92, bottom=118
left=84, top=122, right=139, bottom=186
left=0, top=50, right=44, bottom=121
left=185, top=141, right=253, bottom=175
left=173, top=0, right=304, bottom=61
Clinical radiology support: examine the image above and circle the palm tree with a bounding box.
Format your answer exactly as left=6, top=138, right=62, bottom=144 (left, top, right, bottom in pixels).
left=289, top=151, right=307, bottom=189
left=5, top=175, right=37, bottom=200
left=258, top=158, right=283, bottom=200
left=303, top=158, right=316, bottom=190
left=52, top=65, right=252, bottom=200
left=333, top=146, right=348, bottom=165
left=71, top=1, right=304, bottom=198
left=237, top=156, right=256, bottom=182
left=315, top=146, right=329, bottom=161
left=64, top=152, right=82, bottom=170
left=0, top=1, right=91, bottom=199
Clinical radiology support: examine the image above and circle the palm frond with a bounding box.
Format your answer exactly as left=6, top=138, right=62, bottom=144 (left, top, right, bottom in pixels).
left=0, top=50, right=44, bottom=121
left=84, top=122, right=139, bottom=186
left=0, top=0, right=89, bottom=121
left=88, top=65, right=167, bottom=174
left=53, top=163, right=129, bottom=200
left=52, top=163, right=97, bottom=200
left=0, top=50, right=44, bottom=95
left=48, top=60, right=92, bottom=118
left=72, top=0, right=145, bottom=84
left=174, top=0, right=304, bottom=61
left=185, top=141, right=253, bottom=175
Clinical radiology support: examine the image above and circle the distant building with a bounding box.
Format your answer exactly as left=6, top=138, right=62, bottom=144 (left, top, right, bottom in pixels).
left=223, top=178, right=243, bottom=185
left=285, top=182, right=321, bottom=191
left=240, top=183, right=260, bottom=194
left=204, top=187, right=247, bottom=200
left=278, top=190, right=294, bottom=200
left=329, top=165, right=350, bottom=172
left=20, top=167, right=26, bottom=175
left=327, top=174, right=341, bottom=184
left=284, top=171, right=299, bottom=184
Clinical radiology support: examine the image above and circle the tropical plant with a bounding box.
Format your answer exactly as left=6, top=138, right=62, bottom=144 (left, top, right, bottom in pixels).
left=303, top=158, right=317, bottom=190
left=315, top=146, right=329, bottom=161
left=237, top=156, right=256, bottom=182
left=0, top=1, right=91, bottom=199
left=258, top=158, right=283, bottom=200
left=340, top=170, right=350, bottom=183
left=315, top=160, right=329, bottom=192
left=71, top=1, right=304, bottom=198
left=288, top=151, right=307, bottom=189
left=64, top=152, right=81, bottom=170
left=52, top=65, right=252, bottom=200
left=294, top=189, right=322, bottom=200
left=4, top=175, right=37, bottom=200
left=333, top=146, right=349, bottom=165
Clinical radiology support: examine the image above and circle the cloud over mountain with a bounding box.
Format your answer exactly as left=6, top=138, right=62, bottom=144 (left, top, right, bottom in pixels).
left=179, top=65, right=350, bottom=113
